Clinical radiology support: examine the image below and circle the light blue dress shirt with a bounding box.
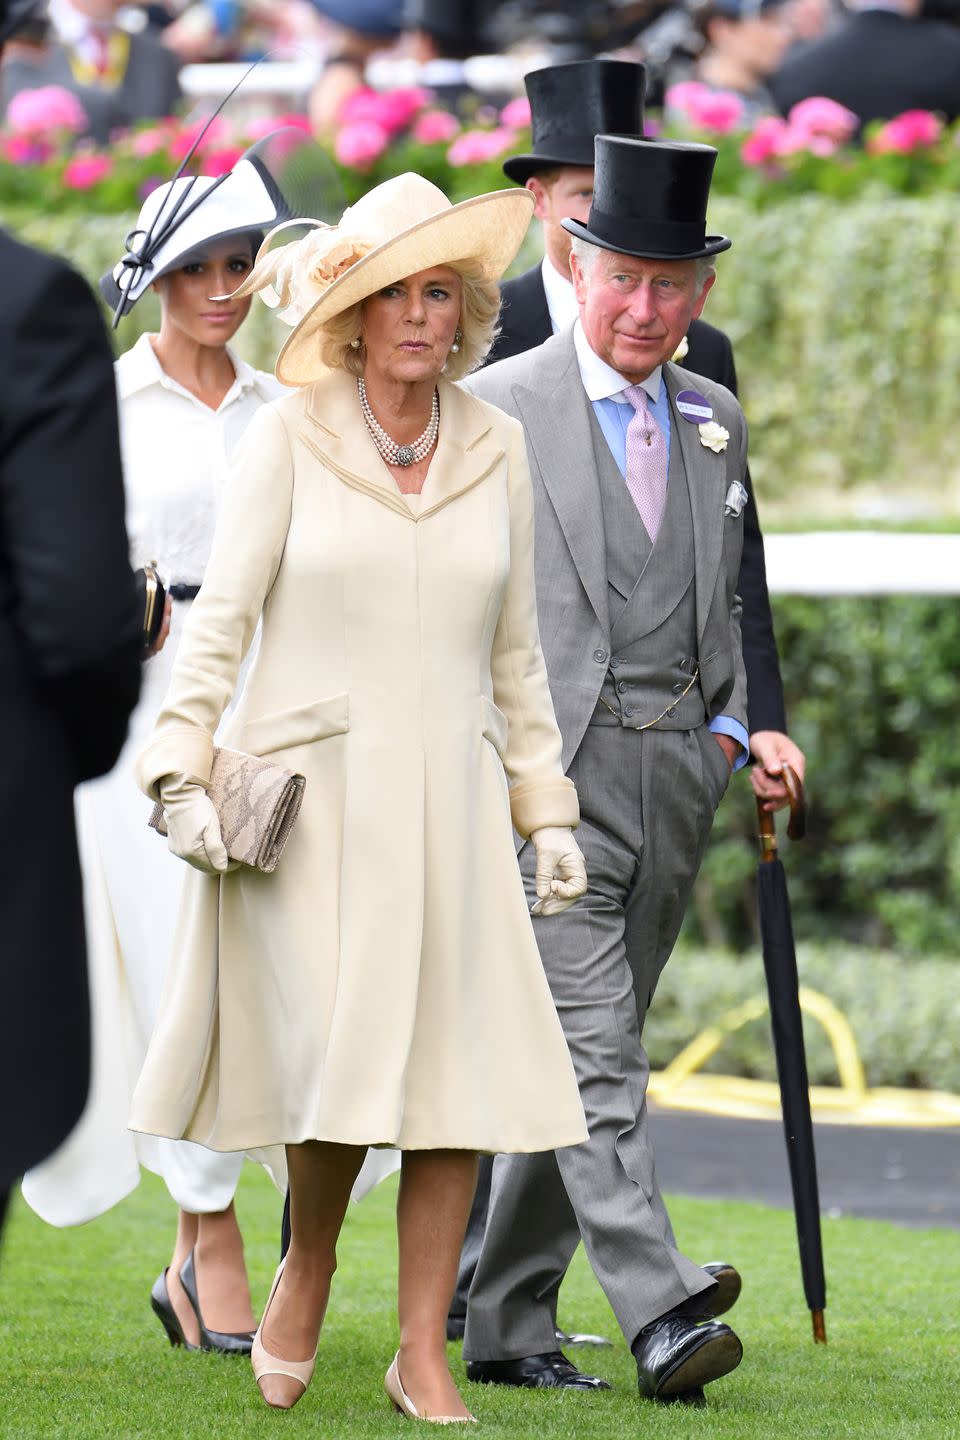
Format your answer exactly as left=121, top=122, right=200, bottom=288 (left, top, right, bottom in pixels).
left=572, top=322, right=749, bottom=769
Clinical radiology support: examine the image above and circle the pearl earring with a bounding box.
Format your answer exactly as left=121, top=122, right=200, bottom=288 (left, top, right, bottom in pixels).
left=451, top=327, right=462, bottom=354
left=350, top=337, right=361, bottom=349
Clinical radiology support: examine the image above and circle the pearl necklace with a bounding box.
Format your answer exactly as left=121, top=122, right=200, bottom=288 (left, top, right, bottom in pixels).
left=358, top=378, right=439, bottom=467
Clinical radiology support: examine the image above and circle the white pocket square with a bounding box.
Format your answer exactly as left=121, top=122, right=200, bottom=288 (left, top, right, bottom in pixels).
left=724, top=480, right=749, bottom=517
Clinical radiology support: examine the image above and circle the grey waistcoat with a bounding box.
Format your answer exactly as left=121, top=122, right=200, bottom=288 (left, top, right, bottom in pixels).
left=590, top=409, right=708, bottom=731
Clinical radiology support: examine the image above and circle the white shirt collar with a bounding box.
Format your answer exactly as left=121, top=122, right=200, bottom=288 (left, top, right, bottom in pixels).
left=572, top=319, right=662, bottom=406
left=116, top=332, right=262, bottom=405
left=541, top=256, right=580, bottom=334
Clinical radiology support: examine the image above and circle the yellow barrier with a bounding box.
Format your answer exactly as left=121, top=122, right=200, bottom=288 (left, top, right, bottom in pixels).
left=648, top=987, right=960, bottom=1128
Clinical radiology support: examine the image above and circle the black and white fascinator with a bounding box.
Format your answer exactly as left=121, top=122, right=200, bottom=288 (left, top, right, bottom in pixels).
left=100, top=69, right=342, bottom=326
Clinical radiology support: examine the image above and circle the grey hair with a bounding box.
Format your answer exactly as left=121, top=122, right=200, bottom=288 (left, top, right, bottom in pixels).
left=570, top=235, right=717, bottom=291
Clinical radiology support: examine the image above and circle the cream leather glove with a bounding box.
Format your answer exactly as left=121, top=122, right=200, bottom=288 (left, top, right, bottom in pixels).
left=159, top=772, right=231, bottom=875
left=529, top=826, right=588, bottom=917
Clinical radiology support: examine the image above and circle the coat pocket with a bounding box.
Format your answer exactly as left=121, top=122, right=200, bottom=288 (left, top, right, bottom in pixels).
left=480, top=695, right=509, bottom=760
left=239, top=693, right=350, bottom=757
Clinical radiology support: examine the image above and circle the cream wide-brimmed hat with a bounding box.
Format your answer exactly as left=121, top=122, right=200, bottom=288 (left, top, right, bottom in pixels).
left=233, top=173, right=535, bottom=386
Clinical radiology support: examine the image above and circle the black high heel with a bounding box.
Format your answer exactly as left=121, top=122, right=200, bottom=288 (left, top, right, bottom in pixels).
left=151, top=1268, right=200, bottom=1351
left=180, top=1248, right=256, bottom=1356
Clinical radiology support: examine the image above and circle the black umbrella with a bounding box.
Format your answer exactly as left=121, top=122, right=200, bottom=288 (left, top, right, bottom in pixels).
left=756, top=766, right=827, bottom=1344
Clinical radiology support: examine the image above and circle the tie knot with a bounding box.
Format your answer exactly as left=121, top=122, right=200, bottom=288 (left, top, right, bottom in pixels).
left=622, top=384, right=650, bottom=415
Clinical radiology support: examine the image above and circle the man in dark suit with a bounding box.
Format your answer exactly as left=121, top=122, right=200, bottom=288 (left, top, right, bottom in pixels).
left=770, top=0, right=960, bottom=130
left=0, top=0, right=182, bottom=145
left=447, top=56, right=805, bottom=1355
left=0, top=2, right=141, bottom=1238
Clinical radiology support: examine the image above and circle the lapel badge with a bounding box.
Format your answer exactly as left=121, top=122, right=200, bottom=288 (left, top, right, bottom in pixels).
left=724, top=480, right=749, bottom=517
left=676, top=389, right=713, bottom=424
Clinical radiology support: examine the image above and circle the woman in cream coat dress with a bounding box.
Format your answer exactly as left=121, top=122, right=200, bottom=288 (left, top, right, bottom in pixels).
left=132, top=173, right=588, bottom=1421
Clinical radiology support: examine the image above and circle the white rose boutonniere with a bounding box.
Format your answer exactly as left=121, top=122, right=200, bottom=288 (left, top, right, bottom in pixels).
left=698, top=420, right=730, bottom=453
left=671, top=334, right=689, bottom=363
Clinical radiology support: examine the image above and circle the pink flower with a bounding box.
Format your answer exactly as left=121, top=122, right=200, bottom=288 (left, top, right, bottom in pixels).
left=665, top=81, right=712, bottom=117
left=787, top=96, right=858, bottom=143
left=63, top=153, right=112, bottom=189
left=3, top=134, right=53, bottom=164
left=130, top=126, right=169, bottom=157
left=447, top=126, right=516, bottom=167
left=244, top=112, right=312, bottom=141
left=6, top=84, right=87, bottom=137
left=740, top=116, right=790, bottom=166
left=869, top=109, right=944, bottom=154
left=334, top=119, right=389, bottom=170
left=412, top=108, right=460, bottom=145
left=203, top=145, right=245, bottom=177
left=499, top=96, right=531, bottom=130
left=168, top=115, right=231, bottom=162
left=689, top=88, right=746, bottom=135
left=338, top=86, right=428, bottom=136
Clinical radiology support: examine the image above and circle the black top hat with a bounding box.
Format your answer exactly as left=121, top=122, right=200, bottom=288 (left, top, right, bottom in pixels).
left=502, top=59, right=646, bottom=185
left=562, top=136, right=731, bottom=262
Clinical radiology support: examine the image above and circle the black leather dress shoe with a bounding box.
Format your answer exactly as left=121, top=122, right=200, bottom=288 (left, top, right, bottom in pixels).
left=179, top=1250, right=256, bottom=1356
left=633, top=1313, right=742, bottom=1402
left=466, top=1351, right=611, bottom=1390
left=702, top=1262, right=742, bottom=1317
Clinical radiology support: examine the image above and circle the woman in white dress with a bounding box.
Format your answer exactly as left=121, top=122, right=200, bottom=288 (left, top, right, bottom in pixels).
left=21, top=149, right=291, bottom=1354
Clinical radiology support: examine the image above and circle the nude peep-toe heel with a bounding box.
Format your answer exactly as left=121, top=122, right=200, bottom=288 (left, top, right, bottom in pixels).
left=251, top=1261, right=317, bottom=1411
left=385, top=1352, right=478, bottom=1425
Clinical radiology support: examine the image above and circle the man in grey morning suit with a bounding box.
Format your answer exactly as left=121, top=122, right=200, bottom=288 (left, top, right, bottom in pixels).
left=461, top=136, right=747, bottom=1406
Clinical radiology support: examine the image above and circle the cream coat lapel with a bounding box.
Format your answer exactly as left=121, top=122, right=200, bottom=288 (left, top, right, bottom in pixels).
left=510, top=332, right=608, bottom=631
left=664, top=364, right=726, bottom=643
left=299, top=369, right=505, bottom=522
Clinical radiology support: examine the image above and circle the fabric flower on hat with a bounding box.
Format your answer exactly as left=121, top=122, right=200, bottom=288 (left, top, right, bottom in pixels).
left=230, top=220, right=374, bottom=327
left=698, top=420, right=729, bottom=453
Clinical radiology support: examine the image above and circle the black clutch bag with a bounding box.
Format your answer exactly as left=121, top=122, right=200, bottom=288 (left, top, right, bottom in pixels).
left=135, top=563, right=167, bottom=654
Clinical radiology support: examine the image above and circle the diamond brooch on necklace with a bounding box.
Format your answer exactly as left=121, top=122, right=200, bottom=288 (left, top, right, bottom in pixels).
left=358, top=377, right=439, bottom=467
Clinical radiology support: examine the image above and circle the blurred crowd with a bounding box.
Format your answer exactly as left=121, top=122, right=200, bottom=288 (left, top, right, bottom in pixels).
left=1, top=0, right=959, bottom=144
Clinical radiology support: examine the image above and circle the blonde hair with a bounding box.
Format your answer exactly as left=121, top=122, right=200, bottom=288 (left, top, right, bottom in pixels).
left=316, top=259, right=501, bottom=381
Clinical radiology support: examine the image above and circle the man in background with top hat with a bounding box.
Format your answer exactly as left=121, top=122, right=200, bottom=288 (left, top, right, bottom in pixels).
left=459, top=134, right=749, bottom=1405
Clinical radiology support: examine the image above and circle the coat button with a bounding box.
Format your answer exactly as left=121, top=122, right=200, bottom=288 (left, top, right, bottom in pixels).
left=672, top=682, right=685, bottom=694
left=667, top=706, right=677, bottom=718
left=617, top=681, right=628, bottom=695
left=624, top=705, right=635, bottom=717
left=610, top=657, right=622, bottom=669
left=593, top=649, right=608, bottom=664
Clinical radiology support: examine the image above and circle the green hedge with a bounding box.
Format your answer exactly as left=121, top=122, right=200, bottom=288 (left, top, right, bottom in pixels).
left=5, top=193, right=960, bottom=513
left=650, top=942, right=960, bottom=1092
left=693, top=595, right=960, bottom=958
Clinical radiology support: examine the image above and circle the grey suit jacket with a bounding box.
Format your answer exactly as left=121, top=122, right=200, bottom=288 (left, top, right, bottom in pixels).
left=1, top=33, right=181, bottom=144
left=463, top=327, right=749, bottom=773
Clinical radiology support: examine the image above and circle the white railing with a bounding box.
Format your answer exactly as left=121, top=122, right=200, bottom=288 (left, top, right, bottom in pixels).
left=765, top=533, right=960, bottom=595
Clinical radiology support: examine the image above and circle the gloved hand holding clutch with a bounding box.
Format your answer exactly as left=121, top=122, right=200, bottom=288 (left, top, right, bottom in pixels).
left=160, top=772, right=232, bottom=875
left=530, top=826, right=587, bottom=917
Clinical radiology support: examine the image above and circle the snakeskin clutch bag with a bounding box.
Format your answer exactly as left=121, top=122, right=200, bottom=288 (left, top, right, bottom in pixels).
left=149, top=748, right=306, bottom=874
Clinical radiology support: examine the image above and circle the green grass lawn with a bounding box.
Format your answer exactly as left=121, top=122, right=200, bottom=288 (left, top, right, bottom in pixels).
left=1, top=1167, right=957, bottom=1440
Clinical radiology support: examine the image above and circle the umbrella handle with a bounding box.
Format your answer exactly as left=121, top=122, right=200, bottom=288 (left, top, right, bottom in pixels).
left=756, top=764, right=806, bottom=860
left=782, top=763, right=806, bottom=841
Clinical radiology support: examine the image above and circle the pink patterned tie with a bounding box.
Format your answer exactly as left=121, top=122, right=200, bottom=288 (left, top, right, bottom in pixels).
left=623, top=385, right=668, bottom=542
